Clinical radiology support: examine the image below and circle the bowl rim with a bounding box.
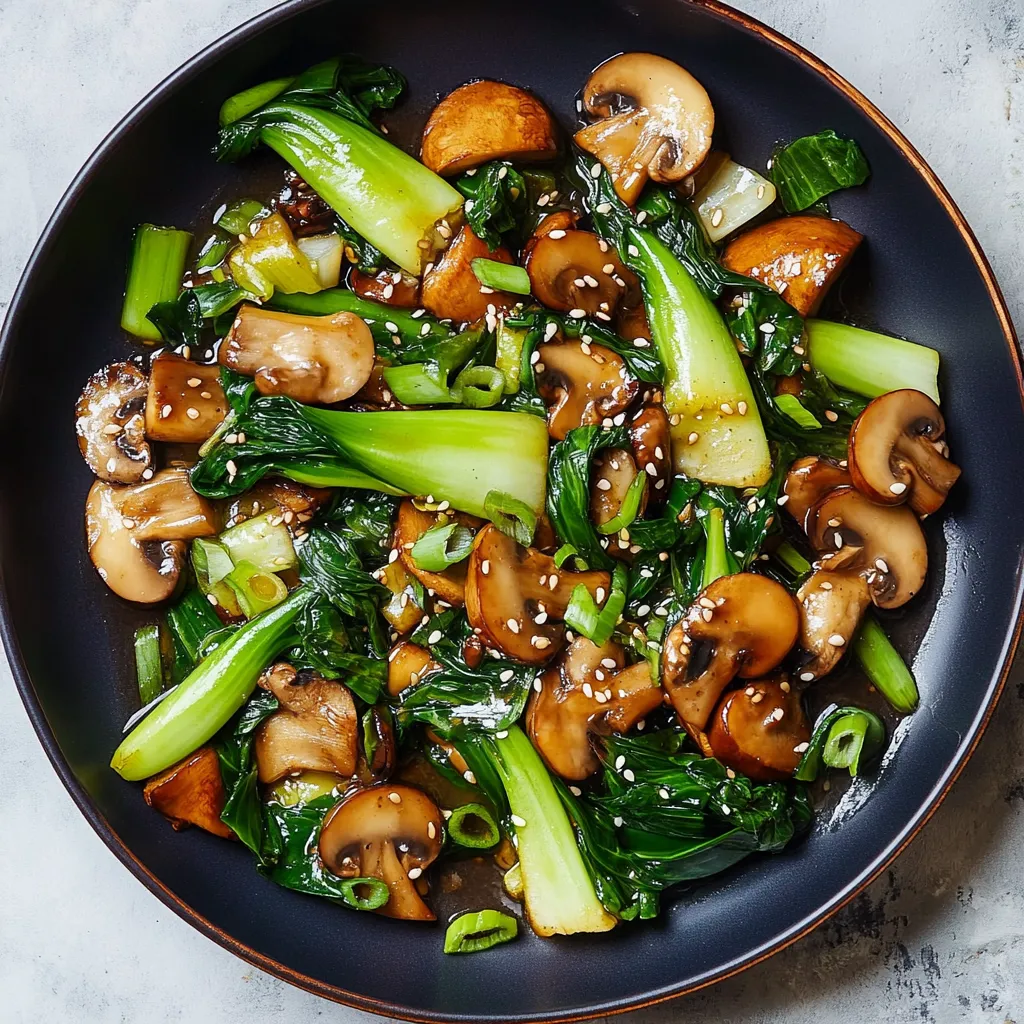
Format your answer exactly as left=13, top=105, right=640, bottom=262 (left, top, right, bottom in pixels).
left=1, top=0, right=1021, bottom=1020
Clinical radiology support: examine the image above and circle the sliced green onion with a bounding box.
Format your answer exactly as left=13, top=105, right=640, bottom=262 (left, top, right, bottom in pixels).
left=411, top=523, right=476, bottom=572
left=495, top=318, right=529, bottom=394
left=774, top=393, right=823, bottom=430
left=192, top=538, right=234, bottom=588
left=195, top=233, right=234, bottom=273
left=484, top=489, right=537, bottom=546
left=774, top=540, right=812, bottom=577
left=227, top=212, right=321, bottom=300
left=337, top=877, right=391, bottom=911
left=381, top=363, right=455, bottom=405
left=471, top=258, right=531, bottom=295
left=224, top=560, right=289, bottom=618
left=191, top=280, right=249, bottom=318
left=296, top=232, right=344, bottom=289
left=219, top=76, right=296, bottom=126
left=219, top=511, right=298, bottom=573
left=443, top=909, right=518, bottom=954
left=855, top=613, right=919, bottom=713
left=121, top=224, right=192, bottom=341
left=134, top=625, right=165, bottom=705
left=795, top=705, right=886, bottom=781
left=553, top=543, right=586, bottom=570
left=451, top=365, right=505, bottom=408
left=215, top=198, right=268, bottom=237
left=595, top=472, right=647, bottom=536
left=446, top=802, right=500, bottom=849
left=701, top=506, right=731, bottom=588
left=564, top=565, right=627, bottom=647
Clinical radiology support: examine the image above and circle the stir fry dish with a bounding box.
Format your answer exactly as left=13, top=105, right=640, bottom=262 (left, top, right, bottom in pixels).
left=77, top=53, right=960, bottom=949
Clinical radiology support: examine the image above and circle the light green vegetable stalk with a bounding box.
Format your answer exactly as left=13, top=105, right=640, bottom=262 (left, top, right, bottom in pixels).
left=121, top=224, right=191, bottom=340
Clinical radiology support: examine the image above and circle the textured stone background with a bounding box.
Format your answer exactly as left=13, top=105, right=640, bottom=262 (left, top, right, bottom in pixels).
left=2, top=1, right=1023, bottom=1021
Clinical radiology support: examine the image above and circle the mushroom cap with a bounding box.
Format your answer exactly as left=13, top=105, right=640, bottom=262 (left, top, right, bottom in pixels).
left=144, top=354, right=227, bottom=444
left=118, top=467, right=218, bottom=542
left=464, top=524, right=610, bottom=663
left=808, top=486, right=927, bottom=609
left=394, top=499, right=482, bottom=606
left=75, top=362, right=151, bottom=483
left=628, top=403, right=672, bottom=506
left=662, top=573, right=800, bottom=732
left=535, top=339, right=638, bottom=440
left=707, top=677, right=810, bottom=781
left=380, top=559, right=426, bottom=634
left=387, top=641, right=438, bottom=696
left=85, top=480, right=185, bottom=604
left=319, top=783, right=444, bottom=920
left=349, top=267, right=421, bottom=309
left=590, top=447, right=643, bottom=534
left=421, top=79, right=558, bottom=177
left=848, top=389, right=961, bottom=515
left=575, top=53, right=714, bottom=205
left=143, top=746, right=233, bottom=839
left=782, top=454, right=852, bottom=530
left=795, top=569, right=872, bottom=680
left=421, top=225, right=515, bottom=324
left=224, top=478, right=330, bottom=531
left=254, top=663, right=359, bottom=784
left=524, top=230, right=640, bottom=318
left=220, top=304, right=375, bottom=405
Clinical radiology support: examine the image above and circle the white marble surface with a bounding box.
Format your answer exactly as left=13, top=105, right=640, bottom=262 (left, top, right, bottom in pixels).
left=3, top=0, right=1024, bottom=1021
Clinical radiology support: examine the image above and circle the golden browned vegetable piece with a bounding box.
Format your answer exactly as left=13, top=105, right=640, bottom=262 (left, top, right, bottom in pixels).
left=349, top=267, right=421, bottom=309
left=145, top=354, right=227, bottom=444
left=387, top=641, right=438, bottom=697
left=118, top=467, right=218, bottom=542
left=76, top=362, right=151, bottom=483
left=628, top=403, right=672, bottom=506
left=421, top=226, right=516, bottom=324
left=421, top=80, right=558, bottom=177
left=721, top=215, right=863, bottom=317
left=394, top=499, right=481, bottom=606
left=782, top=454, right=852, bottom=531
left=143, top=746, right=233, bottom=838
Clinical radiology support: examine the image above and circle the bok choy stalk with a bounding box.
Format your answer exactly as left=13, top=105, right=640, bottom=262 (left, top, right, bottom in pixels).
left=121, top=224, right=192, bottom=341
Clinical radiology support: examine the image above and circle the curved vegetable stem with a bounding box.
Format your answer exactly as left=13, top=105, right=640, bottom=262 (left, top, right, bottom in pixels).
left=701, top=507, right=730, bottom=588
left=854, top=614, right=919, bottom=714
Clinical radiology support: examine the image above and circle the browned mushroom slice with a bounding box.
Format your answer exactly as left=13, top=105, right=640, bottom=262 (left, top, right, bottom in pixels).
left=380, top=560, right=427, bottom=635
left=220, top=304, right=375, bottom=404
left=319, top=784, right=444, bottom=920
left=350, top=359, right=410, bottom=411
left=526, top=638, right=662, bottom=780
left=575, top=53, right=714, bottom=205
left=629, top=403, right=672, bottom=505
left=807, top=486, right=927, bottom=609
left=143, top=746, right=233, bottom=838
left=721, top=216, right=863, bottom=317
left=848, top=389, right=961, bottom=515
left=117, top=467, right=218, bottom=542
left=662, top=573, right=800, bottom=734
left=535, top=339, right=638, bottom=440
left=782, top=454, right=852, bottom=530
left=349, top=267, right=421, bottom=308
left=274, top=169, right=334, bottom=237
left=421, top=226, right=516, bottom=324
left=795, top=569, right=872, bottom=680
left=145, top=354, right=226, bottom=444
left=524, top=230, right=640, bottom=321
left=707, top=678, right=811, bottom=781
left=76, top=362, right=151, bottom=483
left=394, top=499, right=481, bottom=606
left=590, top=448, right=643, bottom=534
left=465, top=524, right=610, bottom=663
left=225, top=478, right=331, bottom=531
left=254, top=664, right=358, bottom=784
left=86, top=480, right=186, bottom=603
left=387, top=641, right=438, bottom=697
left=421, top=80, right=558, bottom=176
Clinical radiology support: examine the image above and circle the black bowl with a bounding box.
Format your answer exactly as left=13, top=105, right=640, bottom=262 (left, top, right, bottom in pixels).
left=1, top=0, right=1021, bottom=1020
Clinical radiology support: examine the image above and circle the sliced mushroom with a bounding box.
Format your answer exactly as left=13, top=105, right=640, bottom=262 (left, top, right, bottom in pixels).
left=319, top=783, right=444, bottom=920
left=387, top=641, right=438, bottom=696
left=274, top=169, right=334, bottom=237
left=349, top=267, right=421, bottom=308
left=707, top=677, right=810, bottom=781
left=465, top=524, right=610, bottom=663
left=535, top=339, right=638, bottom=440
left=118, top=467, right=218, bottom=542
left=524, top=230, right=640, bottom=320
left=394, top=499, right=482, bottom=606
left=526, top=638, right=662, bottom=780
left=629, top=403, right=672, bottom=506
left=144, top=355, right=227, bottom=444
left=350, top=359, right=410, bottom=411
left=575, top=53, right=714, bottom=205
left=721, top=215, right=863, bottom=317
left=364, top=706, right=397, bottom=779
left=220, top=304, right=375, bottom=405
left=590, top=448, right=642, bottom=532
left=380, top=560, right=427, bottom=634
left=75, top=362, right=151, bottom=483
left=795, top=569, right=872, bottom=679
left=254, top=663, right=358, bottom=784
left=421, top=226, right=516, bottom=324
left=421, top=80, right=558, bottom=176
left=143, top=746, right=233, bottom=838
left=86, top=480, right=186, bottom=603
left=848, top=389, right=961, bottom=515
left=807, top=486, right=927, bottom=609
left=782, top=454, right=852, bottom=530
left=225, top=478, right=331, bottom=531
left=662, top=573, right=799, bottom=735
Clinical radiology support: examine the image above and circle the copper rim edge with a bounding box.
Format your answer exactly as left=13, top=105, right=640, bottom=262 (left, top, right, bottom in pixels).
left=0, top=0, right=1021, bottom=1021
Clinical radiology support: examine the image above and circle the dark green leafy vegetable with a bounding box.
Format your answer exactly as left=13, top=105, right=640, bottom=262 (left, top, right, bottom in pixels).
left=133, top=624, right=165, bottom=705
left=336, top=215, right=389, bottom=273
left=795, top=705, right=886, bottom=781
left=165, top=587, right=224, bottom=682
left=146, top=289, right=204, bottom=349
left=770, top=130, right=871, bottom=213
left=444, top=909, right=517, bottom=953
left=455, top=161, right=528, bottom=250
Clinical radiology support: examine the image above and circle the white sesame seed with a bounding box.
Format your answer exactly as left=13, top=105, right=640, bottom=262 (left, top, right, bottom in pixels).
left=583, top=683, right=594, bottom=699
left=464, top=770, right=477, bottom=784
left=569, top=785, right=582, bottom=796
left=890, top=481, right=908, bottom=495
left=548, top=229, right=567, bottom=239
left=427, top=630, right=443, bottom=645
left=645, top=462, right=658, bottom=477
left=569, top=308, right=586, bottom=319
left=828, top=634, right=846, bottom=647
left=825, top=409, right=839, bottom=422
left=777, top=494, right=790, bottom=506
left=507, top=618, right=520, bottom=634
left=511, top=814, right=527, bottom=827
left=590, top=163, right=602, bottom=178
left=623, top=769, right=636, bottom=782
left=875, top=558, right=889, bottom=573
left=388, top=792, right=402, bottom=804
left=533, top=678, right=542, bottom=692
left=688, top=431, right=700, bottom=445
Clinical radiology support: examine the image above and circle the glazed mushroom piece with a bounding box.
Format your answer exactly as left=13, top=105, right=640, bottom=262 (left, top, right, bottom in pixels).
left=394, top=499, right=482, bottom=606
left=524, top=229, right=640, bottom=321
left=575, top=53, right=714, bottom=205
left=420, top=225, right=516, bottom=323
left=318, top=783, right=444, bottom=920
left=349, top=267, right=421, bottom=308
left=590, top=448, right=644, bottom=535
left=535, top=338, right=639, bottom=440
left=781, top=454, right=852, bottom=530
left=628, top=403, right=673, bottom=504
left=526, top=637, right=662, bottom=780
left=144, top=354, right=227, bottom=444
left=421, top=80, right=558, bottom=176
left=464, top=524, right=611, bottom=664
left=143, top=746, right=233, bottom=838
left=848, top=389, right=961, bottom=515
left=75, top=362, right=152, bottom=483
left=220, top=304, right=375, bottom=404
left=117, top=467, right=218, bottom=542
left=706, top=677, right=811, bottom=781
left=795, top=566, right=872, bottom=680
left=387, top=641, right=438, bottom=697
left=254, top=663, right=359, bottom=784
left=662, top=573, right=800, bottom=738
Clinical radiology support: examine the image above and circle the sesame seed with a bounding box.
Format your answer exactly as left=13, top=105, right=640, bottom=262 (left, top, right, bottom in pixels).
left=688, top=431, right=700, bottom=445
left=777, top=494, right=790, bottom=506
left=780, top=681, right=791, bottom=693
left=627, top=244, right=640, bottom=257
left=875, top=558, right=889, bottom=573
left=160, top=404, right=172, bottom=419
left=596, top=587, right=606, bottom=603
left=185, top=407, right=200, bottom=420
left=533, top=677, right=542, bottom=692
left=820, top=581, right=833, bottom=590
left=890, top=481, right=908, bottom=495
left=590, top=163, right=602, bottom=178
left=828, top=634, right=847, bottom=647
left=548, top=229, right=566, bottom=239
left=720, top=402, right=733, bottom=415
left=596, top=477, right=612, bottom=491
left=701, top=607, right=713, bottom=622
left=225, top=459, right=237, bottom=479
left=427, top=629, right=443, bottom=645
left=388, top=792, right=402, bottom=804
left=583, top=683, right=594, bottom=699
left=770, top=707, right=785, bottom=722
left=511, top=814, right=527, bottom=827
left=645, top=462, right=658, bottom=477
left=548, top=575, right=559, bottom=590
left=535, top=611, right=548, bottom=625
left=569, top=308, right=586, bottom=318
left=614, top=755, right=626, bottom=770
left=751, top=692, right=764, bottom=704
left=385, top=321, right=399, bottom=333
left=506, top=619, right=520, bottom=634
left=623, top=769, right=635, bottom=782
left=464, top=770, right=477, bottom=784
left=596, top=203, right=612, bottom=214
left=613, top=816, right=624, bottom=828
left=427, top=822, right=436, bottom=839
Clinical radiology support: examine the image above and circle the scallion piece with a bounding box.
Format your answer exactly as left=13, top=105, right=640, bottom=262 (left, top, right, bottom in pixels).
left=133, top=625, right=165, bottom=705
left=219, top=77, right=296, bottom=126
left=451, top=365, right=505, bottom=408
left=795, top=705, right=886, bottom=781
left=411, top=523, right=475, bottom=572
left=495, top=318, right=528, bottom=394
left=195, top=233, right=234, bottom=273
left=446, top=802, right=500, bottom=849
left=443, top=909, right=518, bottom=954
left=381, top=363, right=456, bottom=405
left=855, top=614, right=920, bottom=713
left=471, top=258, right=531, bottom=295
left=219, top=511, right=298, bottom=573
left=700, top=506, right=731, bottom=588
left=224, top=560, right=289, bottom=618
left=483, top=489, right=537, bottom=546
left=121, top=224, right=192, bottom=341
left=192, top=538, right=234, bottom=588
left=595, top=472, right=646, bottom=537
left=553, top=543, right=585, bottom=569
left=215, top=198, right=268, bottom=237
left=564, top=565, right=627, bottom=647
left=774, top=393, right=823, bottom=430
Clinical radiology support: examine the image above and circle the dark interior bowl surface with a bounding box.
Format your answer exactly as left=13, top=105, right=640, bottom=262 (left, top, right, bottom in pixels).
left=1, top=0, right=1022, bottom=1020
